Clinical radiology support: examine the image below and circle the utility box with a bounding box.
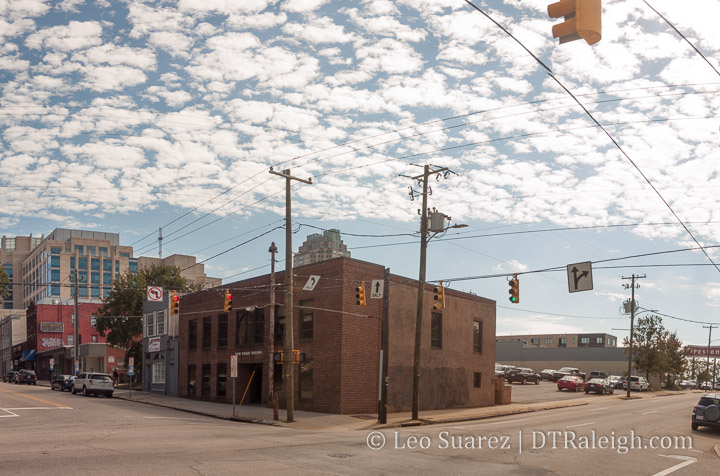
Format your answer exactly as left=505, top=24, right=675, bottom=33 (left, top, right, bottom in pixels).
left=429, top=212, right=446, bottom=233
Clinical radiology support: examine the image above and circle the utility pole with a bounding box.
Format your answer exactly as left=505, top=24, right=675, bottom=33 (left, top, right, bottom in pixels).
left=622, top=274, right=645, bottom=398
left=269, top=167, right=312, bottom=423
left=407, top=164, right=456, bottom=421
left=158, top=227, right=163, bottom=258
left=74, top=268, right=80, bottom=375
left=267, top=242, right=278, bottom=417
left=378, top=267, right=390, bottom=424
left=703, top=324, right=718, bottom=386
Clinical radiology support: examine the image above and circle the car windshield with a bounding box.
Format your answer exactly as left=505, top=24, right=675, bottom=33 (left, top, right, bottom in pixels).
left=588, top=379, right=606, bottom=384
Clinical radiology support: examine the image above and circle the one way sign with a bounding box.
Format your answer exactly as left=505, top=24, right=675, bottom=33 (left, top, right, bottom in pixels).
left=567, top=262, right=593, bottom=293
left=370, top=279, right=384, bottom=299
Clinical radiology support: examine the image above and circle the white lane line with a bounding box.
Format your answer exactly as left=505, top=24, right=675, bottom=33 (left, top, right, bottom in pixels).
left=0, top=408, right=18, bottom=418
left=642, top=410, right=658, bottom=415
left=653, top=455, right=696, bottom=476
left=4, top=407, right=73, bottom=410
left=589, top=407, right=609, bottom=412
left=565, top=421, right=596, bottom=429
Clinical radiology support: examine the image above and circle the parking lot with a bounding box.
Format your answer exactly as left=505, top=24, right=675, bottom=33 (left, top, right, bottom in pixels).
left=507, top=379, right=623, bottom=404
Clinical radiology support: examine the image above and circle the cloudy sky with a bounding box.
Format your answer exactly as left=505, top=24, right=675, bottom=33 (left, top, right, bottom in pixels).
left=2, top=0, right=720, bottom=347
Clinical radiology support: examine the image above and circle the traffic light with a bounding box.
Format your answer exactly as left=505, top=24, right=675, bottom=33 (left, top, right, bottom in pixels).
left=355, top=281, right=366, bottom=306
left=171, top=291, right=179, bottom=314
left=224, top=289, right=233, bottom=312
left=548, top=0, right=601, bottom=45
left=508, top=274, right=520, bottom=304
left=433, top=281, right=445, bottom=310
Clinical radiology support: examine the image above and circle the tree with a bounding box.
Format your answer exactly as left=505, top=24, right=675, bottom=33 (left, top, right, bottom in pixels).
left=624, top=314, right=668, bottom=379
left=0, top=266, right=10, bottom=301
left=95, top=265, right=201, bottom=378
left=660, top=331, right=688, bottom=387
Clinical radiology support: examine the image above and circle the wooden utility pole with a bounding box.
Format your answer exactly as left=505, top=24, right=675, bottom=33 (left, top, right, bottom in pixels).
left=269, top=167, right=312, bottom=423
left=622, top=274, right=645, bottom=398
left=267, top=242, right=277, bottom=416
left=378, top=267, right=390, bottom=424
left=74, top=268, right=80, bottom=375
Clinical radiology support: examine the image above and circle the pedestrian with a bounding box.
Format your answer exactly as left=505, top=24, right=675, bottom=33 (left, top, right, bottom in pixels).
left=112, top=368, right=118, bottom=388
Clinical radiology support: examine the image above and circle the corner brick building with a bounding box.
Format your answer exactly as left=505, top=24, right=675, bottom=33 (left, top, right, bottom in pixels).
left=178, top=257, right=496, bottom=414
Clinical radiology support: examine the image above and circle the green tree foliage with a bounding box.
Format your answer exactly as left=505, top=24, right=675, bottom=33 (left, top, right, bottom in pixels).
left=95, top=265, right=201, bottom=372
left=624, top=314, right=668, bottom=379
left=661, top=331, right=688, bottom=386
left=0, top=266, right=10, bottom=301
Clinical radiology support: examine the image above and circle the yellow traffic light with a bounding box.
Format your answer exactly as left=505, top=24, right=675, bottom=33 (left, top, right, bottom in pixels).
left=171, top=291, right=179, bottom=314
left=548, top=0, right=601, bottom=45
left=355, top=281, right=366, bottom=306
left=433, top=281, right=445, bottom=310
left=508, top=274, right=520, bottom=304
left=224, top=289, right=233, bottom=312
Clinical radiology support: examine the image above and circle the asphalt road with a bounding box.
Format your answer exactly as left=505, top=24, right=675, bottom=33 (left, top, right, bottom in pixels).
left=1, top=382, right=718, bottom=475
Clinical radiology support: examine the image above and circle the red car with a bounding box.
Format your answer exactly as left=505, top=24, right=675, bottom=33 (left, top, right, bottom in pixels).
left=557, top=375, right=586, bottom=392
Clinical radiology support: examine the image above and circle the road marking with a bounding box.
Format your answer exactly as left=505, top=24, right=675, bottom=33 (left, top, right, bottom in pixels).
left=0, top=408, right=19, bottom=418
left=589, top=407, right=608, bottom=412
left=653, top=455, right=696, bottom=476
left=0, top=388, right=71, bottom=408
left=642, top=410, right=658, bottom=415
left=565, top=421, right=595, bottom=429
left=4, top=407, right=73, bottom=410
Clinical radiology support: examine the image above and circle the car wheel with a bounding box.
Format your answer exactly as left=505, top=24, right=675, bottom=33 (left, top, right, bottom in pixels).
left=82, top=386, right=89, bottom=397
left=535, top=378, right=540, bottom=385
left=691, top=421, right=699, bottom=431
left=106, top=393, right=113, bottom=398
left=601, top=388, right=605, bottom=395
left=71, top=386, right=76, bottom=394
left=522, top=378, right=527, bottom=385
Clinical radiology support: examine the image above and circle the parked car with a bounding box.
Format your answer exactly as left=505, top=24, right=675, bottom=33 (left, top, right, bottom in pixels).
left=699, top=381, right=713, bottom=390
left=539, top=369, right=556, bottom=381
left=495, top=364, right=513, bottom=378
left=72, top=372, right=114, bottom=397
left=623, top=376, right=650, bottom=391
left=692, top=393, right=720, bottom=431
left=553, top=367, right=586, bottom=382
left=608, top=375, right=624, bottom=389
left=585, top=378, right=614, bottom=395
left=506, top=368, right=541, bottom=385
left=557, top=375, right=586, bottom=392
left=3, top=370, right=19, bottom=383
left=588, top=371, right=608, bottom=380
left=15, top=369, right=37, bottom=385
left=51, top=374, right=76, bottom=392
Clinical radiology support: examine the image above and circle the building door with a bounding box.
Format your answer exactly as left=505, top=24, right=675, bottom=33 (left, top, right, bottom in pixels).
left=239, top=363, right=263, bottom=404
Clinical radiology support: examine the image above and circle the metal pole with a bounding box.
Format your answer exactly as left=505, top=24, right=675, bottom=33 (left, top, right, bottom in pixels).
left=412, top=165, right=430, bottom=421
left=703, top=324, right=717, bottom=386
left=232, top=376, right=236, bottom=416
left=626, top=278, right=635, bottom=398
left=74, top=269, right=79, bottom=376
left=378, top=267, right=390, bottom=424
left=267, top=242, right=277, bottom=407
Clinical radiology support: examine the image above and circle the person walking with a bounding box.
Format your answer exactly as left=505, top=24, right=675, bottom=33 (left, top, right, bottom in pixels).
left=112, top=368, right=118, bottom=388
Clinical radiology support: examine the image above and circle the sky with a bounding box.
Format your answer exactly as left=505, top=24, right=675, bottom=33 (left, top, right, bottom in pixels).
left=1, top=0, right=720, bottom=348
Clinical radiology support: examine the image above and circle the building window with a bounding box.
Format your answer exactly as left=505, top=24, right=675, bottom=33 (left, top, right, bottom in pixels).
left=152, top=362, right=166, bottom=384
left=299, top=300, right=313, bottom=340
left=87, top=246, right=96, bottom=256
left=188, top=320, right=197, bottom=350
left=99, top=247, right=108, bottom=257
left=218, top=314, right=228, bottom=348
left=473, top=320, right=482, bottom=353
left=103, top=259, right=112, bottom=272
left=91, top=286, right=100, bottom=298
left=67, top=335, right=73, bottom=345
left=580, top=337, right=589, bottom=345
left=50, top=255, right=60, bottom=268
left=78, top=257, right=87, bottom=269
left=202, top=317, right=212, bottom=349
left=146, top=312, right=155, bottom=337
left=530, top=338, right=540, bottom=345
left=300, top=360, right=313, bottom=400
left=91, top=335, right=98, bottom=343
left=75, top=245, right=84, bottom=255
left=216, top=363, right=227, bottom=397
left=187, top=364, right=196, bottom=396
left=559, top=338, right=567, bottom=348
left=544, top=338, right=553, bottom=345
left=156, top=310, right=166, bottom=335
left=201, top=364, right=211, bottom=398
left=236, top=309, right=264, bottom=345
left=595, top=337, right=603, bottom=344
left=474, top=372, right=482, bottom=388
left=431, top=312, right=442, bottom=349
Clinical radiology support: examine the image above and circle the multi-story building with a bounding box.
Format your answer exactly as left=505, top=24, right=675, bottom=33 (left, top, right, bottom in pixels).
left=178, top=256, right=496, bottom=414
left=293, top=229, right=350, bottom=267
left=141, top=292, right=181, bottom=395
left=138, top=254, right=220, bottom=290
left=0, top=309, right=26, bottom=375
left=21, top=228, right=136, bottom=307
left=495, top=333, right=618, bottom=348
left=1, top=234, right=43, bottom=309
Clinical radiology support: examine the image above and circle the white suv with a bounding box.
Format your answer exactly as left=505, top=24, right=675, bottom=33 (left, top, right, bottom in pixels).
left=623, top=376, right=650, bottom=391
left=72, top=372, right=114, bottom=397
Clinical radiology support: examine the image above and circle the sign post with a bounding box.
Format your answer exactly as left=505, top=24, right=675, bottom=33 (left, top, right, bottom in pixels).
left=49, top=358, right=55, bottom=378
left=230, top=355, right=238, bottom=417
left=128, top=357, right=135, bottom=398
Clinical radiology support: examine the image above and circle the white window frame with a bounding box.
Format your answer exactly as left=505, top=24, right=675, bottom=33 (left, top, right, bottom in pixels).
left=152, top=362, right=166, bottom=384
left=156, top=310, right=166, bottom=335
left=145, top=312, right=155, bottom=337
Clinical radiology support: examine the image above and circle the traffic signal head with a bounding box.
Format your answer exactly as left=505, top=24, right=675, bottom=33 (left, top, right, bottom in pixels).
left=508, top=274, right=520, bottom=304
left=224, top=289, right=233, bottom=312
left=548, top=0, right=601, bottom=45
left=355, top=281, right=366, bottom=306
left=171, top=291, right=179, bottom=314
left=433, top=281, right=445, bottom=310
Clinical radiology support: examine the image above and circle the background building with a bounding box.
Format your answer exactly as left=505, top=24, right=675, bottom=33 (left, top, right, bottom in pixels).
left=142, top=292, right=180, bottom=396
left=495, top=333, right=618, bottom=348
left=294, top=229, right=350, bottom=266
left=138, top=254, right=220, bottom=290
left=1, top=309, right=26, bottom=375
left=1, top=234, right=43, bottom=309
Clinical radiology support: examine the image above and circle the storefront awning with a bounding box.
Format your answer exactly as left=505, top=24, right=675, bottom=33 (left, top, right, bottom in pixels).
left=21, top=349, right=36, bottom=362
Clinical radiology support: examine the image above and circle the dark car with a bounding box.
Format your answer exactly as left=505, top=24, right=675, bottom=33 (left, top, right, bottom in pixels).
left=51, top=374, right=76, bottom=392
left=506, top=368, right=541, bottom=385
left=608, top=375, right=624, bottom=389
left=588, top=371, right=608, bottom=380
left=692, top=393, right=720, bottom=431
left=553, top=367, right=586, bottom=382
left=540, top=369, right=556, bottom=381
left=585, top=378, right=614, bottom=395
left=15, top=369, right=38, bottom=385
left=3, top=370, right=19, bottom=383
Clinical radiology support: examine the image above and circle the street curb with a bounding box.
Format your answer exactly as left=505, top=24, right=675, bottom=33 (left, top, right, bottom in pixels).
left=113, top=394, right=283, bottom=428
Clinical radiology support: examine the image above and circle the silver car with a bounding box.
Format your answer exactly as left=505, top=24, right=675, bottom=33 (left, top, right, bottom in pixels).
left=72, top=372, right=114, bottom=397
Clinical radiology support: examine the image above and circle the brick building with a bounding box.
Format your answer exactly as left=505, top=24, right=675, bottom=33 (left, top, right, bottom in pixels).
left=178, top=257, right=496, bottom=414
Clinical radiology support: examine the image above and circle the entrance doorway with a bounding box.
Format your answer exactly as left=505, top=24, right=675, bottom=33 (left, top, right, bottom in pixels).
left=239, top=363, right=263, bottom=404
